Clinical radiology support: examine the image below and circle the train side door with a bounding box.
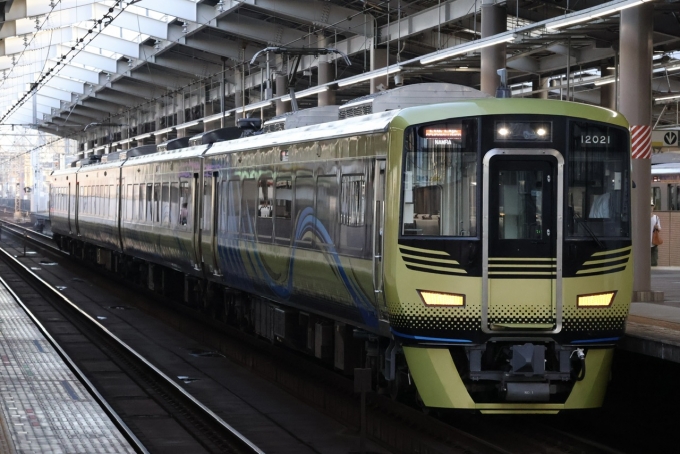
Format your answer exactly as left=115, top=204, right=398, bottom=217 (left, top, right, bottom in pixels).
left=192, top=172, right=202, bottom=271
left=372, top=159, right=388, bottom=318
left=200, top=171, right=221, bottom=276
left=67, top=182, right=72, bottom=234
left=482, top=150, right=563, bottom=334
left=75, top=182, right=81, bottom=236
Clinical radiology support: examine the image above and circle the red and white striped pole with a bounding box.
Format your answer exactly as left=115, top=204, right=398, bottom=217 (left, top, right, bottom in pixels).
left=631, top=125, right=652, bottom=160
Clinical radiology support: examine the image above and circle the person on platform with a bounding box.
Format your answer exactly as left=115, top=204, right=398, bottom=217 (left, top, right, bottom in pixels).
left=651, top=202, right=661, bottom=267
left=180, top=203, right=188, bottom=225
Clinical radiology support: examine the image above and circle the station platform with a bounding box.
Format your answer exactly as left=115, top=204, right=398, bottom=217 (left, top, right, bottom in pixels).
left=622, top=267, right=680, bottom=363
left=0, top=279, right=135, bottom=453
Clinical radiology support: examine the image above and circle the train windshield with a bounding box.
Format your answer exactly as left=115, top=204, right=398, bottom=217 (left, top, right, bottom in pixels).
left=401, top=119, right=478, bottom=237
left=567, top=122, right=630, bottom=239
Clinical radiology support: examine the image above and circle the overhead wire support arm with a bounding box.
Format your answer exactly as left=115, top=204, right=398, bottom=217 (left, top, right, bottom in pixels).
left=250, top=46, right=351, bottom=112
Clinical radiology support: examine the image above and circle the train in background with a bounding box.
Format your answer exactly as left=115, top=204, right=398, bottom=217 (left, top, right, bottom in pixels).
left=49, top=83, right=633, bottom=413
left=652, top=162, right=680, bottom=210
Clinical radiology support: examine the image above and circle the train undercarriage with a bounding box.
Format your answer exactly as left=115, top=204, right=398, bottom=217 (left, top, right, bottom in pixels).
left=56, top=234, right=600, bottom=410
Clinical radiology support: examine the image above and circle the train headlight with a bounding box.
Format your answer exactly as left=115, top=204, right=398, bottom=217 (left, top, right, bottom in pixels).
left=418, top=290, right=465, bottom=307
left=577, top=291, right=616, bottom=308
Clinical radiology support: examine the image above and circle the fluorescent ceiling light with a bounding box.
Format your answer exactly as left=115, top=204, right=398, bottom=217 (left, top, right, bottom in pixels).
left=594, top=77, right=617, bottom=86
left=653, top=64, right=680, bottom=73
left=342, top=98, right=374, bottom=109
left=546, top=0, right=651, bottom=30
left=135, top=133, right=152, bottom=140
left=337, top=66, right=401, bottom=87
left=420, top=35, right=515, bottom=65
left=175, top=120, right=201, bottom=130
left=202, top=112, right=231, bottom=123
left=155, top=126, right=174, bottom=135
left=242, top=100, right=273, bottom=112
left=656, top=93, right=680, bottom=102
left=281, top=85, right=329, bottom=102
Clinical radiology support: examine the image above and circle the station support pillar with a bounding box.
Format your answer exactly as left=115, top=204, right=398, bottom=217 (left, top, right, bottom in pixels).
left=235, top=68, right=243, bottom=123
left=318, top=37, right=336, bottom=106
left=370, top=48, right=389, bottom=94
left=480, top=0, right=506, bottom=96
left=275, top=56, right=290, bottom=116
left=619, top=3, right=660, bottom=301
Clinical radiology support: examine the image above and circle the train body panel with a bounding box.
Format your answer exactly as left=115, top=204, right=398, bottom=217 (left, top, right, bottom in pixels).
left=215, top=240, right=377, bottom=328
left=74, top=161, right=124, bottom=252
left=49, top=167, right=79, bottom=239
left=203, top=120, right=392, bottom=330
left=119, top=146, right=207, bottom=275
left=652, top=163, right=680, bottom=210
left=49, top=89, right=633, bottom=412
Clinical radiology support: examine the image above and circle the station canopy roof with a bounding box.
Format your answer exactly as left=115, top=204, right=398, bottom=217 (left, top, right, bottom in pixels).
left=0, top=0, right=678, bottom=139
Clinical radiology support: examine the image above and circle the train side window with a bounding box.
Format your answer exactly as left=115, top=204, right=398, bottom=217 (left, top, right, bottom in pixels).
left=257, top=177, right=273, bottom=240
left=145, top=184, right=153, bottom=222
left=109, top=185, right=115, bottom=219
left=103, top=185, right=108, bottom=218
left=81, top=186, right=87, bottom=214
left=340, top=174, right=366, bottom=251
left=92, top=186, right=97, bottom=216
left=154, top=183, right=160, bottom=223
left=258, top=178, right=273, bottom=218
left=170, top=183, right=179, bottom=226
left=162, top=183, right=170, bottom=226
left=295, top=176, right=314, bottom=246
left=227, top=179, right=240, bottom=233
left=179, top=181, right=190, bottom=227
left=126, top=185, right=133, bottom=221
left=242, top=179, right=257, bottom=237
left=275, top=177, right=292, bottom=241
left=71, top=185, right=76, bottom=216
left=138, top=184, right=144, bottom=221
left=218, top=181, right=228, bottom=234
left=132, top=184, right=138, bottom=221
left=203, top=179, right=212, bottom=233
left=316, top=175, right=338, bottom=245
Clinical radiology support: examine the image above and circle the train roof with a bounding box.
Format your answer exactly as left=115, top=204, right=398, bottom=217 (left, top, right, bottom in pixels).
left=652, top=163, right=680, bottom=175
left=204, top=98, right=628, bottom=157
left=123, top=143, right=210, bottom=166
left=205, top=109, right=401, bottom=157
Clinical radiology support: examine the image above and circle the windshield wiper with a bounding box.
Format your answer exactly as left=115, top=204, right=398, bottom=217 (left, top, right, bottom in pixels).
left=574, top=212, right=605, bottom=249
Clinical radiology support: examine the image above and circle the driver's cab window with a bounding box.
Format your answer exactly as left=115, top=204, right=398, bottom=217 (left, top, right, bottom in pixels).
left=567, top=122, right=630, bottom=238
left=401, top=119, right=478, bottom=237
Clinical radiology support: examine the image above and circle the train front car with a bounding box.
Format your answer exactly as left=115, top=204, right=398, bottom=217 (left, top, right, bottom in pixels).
left=385, top=99, right=632, bottom=413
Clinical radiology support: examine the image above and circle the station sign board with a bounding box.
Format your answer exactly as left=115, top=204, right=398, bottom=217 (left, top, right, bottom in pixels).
left=652, top=129, right=680, bottom=151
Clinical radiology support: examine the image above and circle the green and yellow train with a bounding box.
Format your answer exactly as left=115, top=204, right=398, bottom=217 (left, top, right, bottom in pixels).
left=51, top=84, right=632, bottom=413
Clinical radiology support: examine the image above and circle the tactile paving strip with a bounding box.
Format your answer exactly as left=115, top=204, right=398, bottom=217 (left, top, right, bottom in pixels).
left=0, top=285, right=135, bottom=453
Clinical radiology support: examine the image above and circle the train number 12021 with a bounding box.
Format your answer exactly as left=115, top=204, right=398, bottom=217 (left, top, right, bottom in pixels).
left=580, top=135, right=611, bottom=144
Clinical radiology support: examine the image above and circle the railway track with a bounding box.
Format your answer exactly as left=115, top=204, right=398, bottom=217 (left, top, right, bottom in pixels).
left=0, top=219, right=636, bottom=453
left=0, top=221, right=262, bottom=454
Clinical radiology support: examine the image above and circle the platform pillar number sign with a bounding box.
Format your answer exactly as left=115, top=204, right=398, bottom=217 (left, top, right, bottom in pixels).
left=354, top=368, right=371, bottom=454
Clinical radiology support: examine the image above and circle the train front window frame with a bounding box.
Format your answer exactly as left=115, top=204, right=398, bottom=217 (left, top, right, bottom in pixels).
left=567, top=121, right=630, bottom=239
left=401, top=118, right=479, bottom=237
